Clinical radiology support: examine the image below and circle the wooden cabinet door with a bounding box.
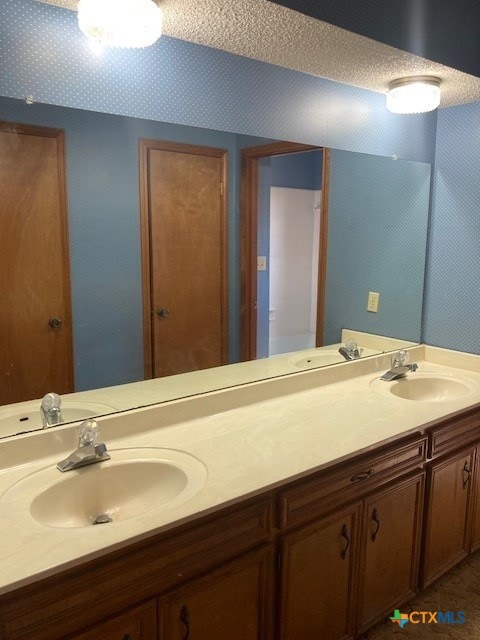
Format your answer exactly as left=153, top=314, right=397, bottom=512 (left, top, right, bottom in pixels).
left=422, top=447, right=474, bottom=587
left=277, top=502, right=362, bottom=640
left=357, top=472, right=425, bottom=634
left=469, top=445, right=480, bottom=552
left=159, top=547, right=274, bottom=640
left=69, top=599, right=156, bottom=640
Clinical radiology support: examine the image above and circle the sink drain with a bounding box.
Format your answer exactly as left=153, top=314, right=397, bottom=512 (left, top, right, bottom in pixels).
left=92, top=514, right=112, bottom=525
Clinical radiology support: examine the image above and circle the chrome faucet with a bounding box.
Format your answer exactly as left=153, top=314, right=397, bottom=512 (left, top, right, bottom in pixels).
left=380, top=350, right=418, bottom=381
left=338, top=339, right=362, bottom=361
left=56, top=419, right=110, bottom=472
left=40, top=392, right=64, bottom=427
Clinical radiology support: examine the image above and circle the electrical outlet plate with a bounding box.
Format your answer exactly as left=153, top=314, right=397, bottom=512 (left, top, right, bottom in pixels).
left=367, top=291, right=380, bottom=313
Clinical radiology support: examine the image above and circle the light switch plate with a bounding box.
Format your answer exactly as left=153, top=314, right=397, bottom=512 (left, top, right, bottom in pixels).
left=257, top=256, right=267, bottom=271
left=367, top=291, right=380, bottom=313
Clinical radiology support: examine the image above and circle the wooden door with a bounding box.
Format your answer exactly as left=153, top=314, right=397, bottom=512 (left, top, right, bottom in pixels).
left=357, top=472, right=425, bottom=634
left=0, top=122, right=73, bottom=404
left=159, top=547, right=274, bottom=640
left=422, top=448, right=475, bottom=587
left=140, top=140, right=228, bottom=378
left=277, top=503, right=361, bottom=640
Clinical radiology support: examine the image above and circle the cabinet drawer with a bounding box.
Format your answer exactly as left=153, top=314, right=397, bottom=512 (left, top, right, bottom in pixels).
left=278, top=434, right=427, bottom=529
left=427, top=407, right=480, bottom=459
left=68, top=599, right=156, bottom=640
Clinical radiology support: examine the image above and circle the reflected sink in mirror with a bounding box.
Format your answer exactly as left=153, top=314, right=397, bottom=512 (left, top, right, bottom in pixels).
left=0, top=448, right=207, bottom=528
left=0, top=401, right=117, bottom=438
left=290, top=346, right=380, bottom=370
left=371, top=371, right=478, bottom=402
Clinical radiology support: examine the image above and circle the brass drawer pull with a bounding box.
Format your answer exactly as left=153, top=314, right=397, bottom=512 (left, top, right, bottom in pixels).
left=340, top=523, right=350, bottom=560
left=351, top=469, right=375, bottom=483
left=180, top=605, right=190, bottom=640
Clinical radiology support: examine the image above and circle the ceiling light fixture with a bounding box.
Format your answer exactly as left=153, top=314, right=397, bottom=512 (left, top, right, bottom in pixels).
left=77, top=0, right=163, bottom=49
left=386, top=76, right=441, bottom=114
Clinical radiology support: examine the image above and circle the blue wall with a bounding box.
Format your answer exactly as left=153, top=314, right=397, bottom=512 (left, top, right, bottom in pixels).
left=270, top=151, right=323, bottom=190
left=0, top=0, right=436, bottom=164
left=423, top=102, right=480, bottom=353
left=325, top=149, right=431, bottom=343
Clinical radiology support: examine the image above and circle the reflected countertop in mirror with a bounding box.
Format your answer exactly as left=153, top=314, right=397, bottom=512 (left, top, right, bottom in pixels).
left=0, top=330, right=417, bottom=439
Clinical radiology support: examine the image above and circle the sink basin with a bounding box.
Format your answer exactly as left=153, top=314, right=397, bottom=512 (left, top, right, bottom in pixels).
left=0, top=401, right=117, bottom=438
left=291, top=346, right=380, bottom=369
left=291, top=350, right=346, bottom=368
left=371, top=372, right=477, bottom=402
left=1, top=448, right=207, bottom=528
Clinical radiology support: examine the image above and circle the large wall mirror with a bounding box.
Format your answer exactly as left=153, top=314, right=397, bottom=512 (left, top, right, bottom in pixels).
left=0, top=95, right=430, bottom=439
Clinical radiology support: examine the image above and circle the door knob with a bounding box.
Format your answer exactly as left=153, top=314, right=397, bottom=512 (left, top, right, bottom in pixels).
left=156, top=308, right=170, bottom=318
left=48, top=317, right=62, bottom=329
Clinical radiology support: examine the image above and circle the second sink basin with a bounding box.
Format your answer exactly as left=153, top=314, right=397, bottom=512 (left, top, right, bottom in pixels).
left=1, top=448, right=207, bottom=528
left=290, top=346, right=380, bottom=369
left=371, top=371, right=477, bottom=402
left=0, top=401, right=117, bottom=438
left=291, top=350, right=347, bottom=368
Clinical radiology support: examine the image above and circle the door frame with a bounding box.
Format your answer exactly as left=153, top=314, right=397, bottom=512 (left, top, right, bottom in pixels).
left=240, top=141, right=330, bottom=361
left=139, top=138, right=229, bottom=379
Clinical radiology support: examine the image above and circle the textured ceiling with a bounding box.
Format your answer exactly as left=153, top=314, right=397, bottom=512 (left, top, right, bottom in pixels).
left=35, top=0, right=480, bottom=107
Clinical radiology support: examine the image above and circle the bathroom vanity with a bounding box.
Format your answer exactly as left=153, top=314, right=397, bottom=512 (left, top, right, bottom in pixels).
left=1, top=345, right=480, bottom=640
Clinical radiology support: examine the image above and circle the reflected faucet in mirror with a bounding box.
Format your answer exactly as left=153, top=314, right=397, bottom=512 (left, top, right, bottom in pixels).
left=40, top=393, right=63, bottom=427
left=338, top=339, right=362, bottom=361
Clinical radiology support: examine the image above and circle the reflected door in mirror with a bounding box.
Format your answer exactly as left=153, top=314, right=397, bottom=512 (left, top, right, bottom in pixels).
left=140, top=140, right=228, bottom=378
left=0, top=123, right=73, bottom=404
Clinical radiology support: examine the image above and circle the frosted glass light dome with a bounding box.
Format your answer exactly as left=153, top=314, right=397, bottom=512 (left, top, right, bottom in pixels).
left=78, top=0, right=163, bottom=49
left=386, top=77, right=441, bottom=114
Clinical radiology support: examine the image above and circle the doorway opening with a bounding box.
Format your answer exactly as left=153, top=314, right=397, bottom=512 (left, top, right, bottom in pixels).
left=241, top=142, right=330, bottom=361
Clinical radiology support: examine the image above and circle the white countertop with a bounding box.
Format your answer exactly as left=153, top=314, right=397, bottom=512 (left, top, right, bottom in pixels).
left=1, top=344, right=480, bottom=595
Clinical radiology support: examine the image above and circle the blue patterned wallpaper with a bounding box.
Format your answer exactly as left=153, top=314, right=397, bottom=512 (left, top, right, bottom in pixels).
left=423, top=102, right=480, bottom=353
left=325, top=149, right=431, bottom=344
left=1, top=0, right=436, bottom=163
